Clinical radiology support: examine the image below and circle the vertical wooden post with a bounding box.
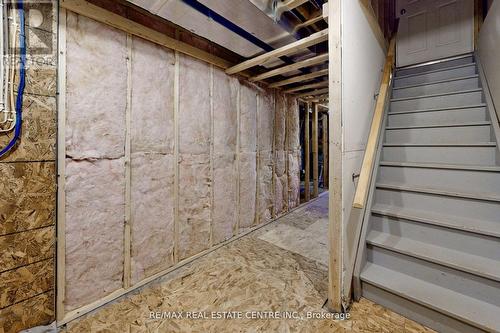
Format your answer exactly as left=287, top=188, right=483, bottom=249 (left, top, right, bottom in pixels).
left=322, top=112, right=328, bottom=189
left=328, top=0, right=343, bottom=312
left=312, top=103, right=319, bottom=198
left=304, top=102, right=311, bottom=201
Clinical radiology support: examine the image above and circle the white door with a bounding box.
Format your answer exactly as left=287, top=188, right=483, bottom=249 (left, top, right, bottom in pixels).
left=396, top=0, right=474, bottom=67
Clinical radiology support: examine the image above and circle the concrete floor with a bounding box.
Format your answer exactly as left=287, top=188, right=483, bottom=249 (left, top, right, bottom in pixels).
left=61, top=192, right=434, bottom=332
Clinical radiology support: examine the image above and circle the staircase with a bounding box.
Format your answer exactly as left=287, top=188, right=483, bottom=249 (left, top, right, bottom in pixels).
left=358, top=54, right=500, bottom=333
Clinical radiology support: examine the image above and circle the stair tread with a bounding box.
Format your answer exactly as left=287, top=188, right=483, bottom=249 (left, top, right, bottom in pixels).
left=388, top=104, right=486, bottom=115
left=383, top=142, right=496, bottom=147
left=394, top=63, right=476, bottom=80
left=393, top=74, right=479, bottom=90
left=371, top=204, right=500, bottom=238
left=386, top=121, right=491, bottom=130
left=379, top=161, right=500, bottom=172
left=391, top=88, right=482, bottom=102
left=376, top=182, right=500, bottom=202
left=366, top=230, right=500, bottom=282
left=360, top=263, right=500, bottom=332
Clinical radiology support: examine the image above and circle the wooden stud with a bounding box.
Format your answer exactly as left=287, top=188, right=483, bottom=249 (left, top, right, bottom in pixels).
left=312, top=103, right=319, bottom=198
left=304, top=102, right=311, bottom=201
left=269, top=69, right=328, bottom=88
left=328, top=0, right=343, bottom=313
left=60, top=0, right=234, bottom=71
left=209, top=65, right=215, bottom=246
left=225, top=29, right=328, bottom=75
left=249, top=53, right=328, bottom=82
left=296, top=87, right=329, bottom=98
left=123, top=34, right=132, bottom=289
left=322, top=113, right=328, bottom=189
left=284, top=81, right=328, bottom=93
left=56, top=8, right=67, bottom=322
left=235, top=85, right=241, bottom=234
left=173, top=50, right=180, bottom=263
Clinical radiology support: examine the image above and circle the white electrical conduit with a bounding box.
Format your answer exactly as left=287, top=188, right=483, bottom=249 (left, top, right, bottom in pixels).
left=1, top=3, right=16, bottom=133
left=0, top=0, right=6, bottom=124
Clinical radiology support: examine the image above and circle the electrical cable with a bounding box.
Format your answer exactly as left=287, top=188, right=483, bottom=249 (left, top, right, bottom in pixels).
left=0, top=0, right=25, bottom=158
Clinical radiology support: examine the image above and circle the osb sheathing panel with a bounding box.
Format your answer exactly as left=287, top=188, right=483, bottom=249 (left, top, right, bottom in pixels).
left=0, top=162, right=55, bottom=236
left=240, top=84, right=257, bottom=153
left=258, top=90, right=275, bottom=151
left=14, top=61, right=57, bottom=97
left=213, top=68, right=238, bottom=154
left=178, top=154, right=211, bottom=260
left=0, top=291, right=54, bottom=333
left=0, top=226, right=53, bottom=272
left=0, top=94, right=56, bottom=162
left=238, top=152, right=257, bottom=231
left=65, top=159, right=125, bottom=311
left=258, top=151, right=274, bottom=224
left=131, top=37, right=175, bottom=154
left=212, top=153, right=237, bottom=245
left=0, top=258, right=53, bottom=308
left=287, top=97, right=300, bottom=151
left=274, top=150, right=289, bottom=216
left=179, top=55, right=211, bottom=155
left=66, top=12, right=127, bottom=159
left=274, top=92, right=287, bottom=151
left=288, top=150, right=301, bottom=209
left=131, top=152, right=175, bottom=284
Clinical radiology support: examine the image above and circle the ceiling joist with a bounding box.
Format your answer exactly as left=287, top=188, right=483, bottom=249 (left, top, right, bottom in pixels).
left=269, top=68, right=328, bottom=88
left=293, top=15, right=325, bottom=32
left=249, top=53, right=328, bottom=82
left=296, top=87, right=329, bottom=98
left=284, top=81, right=328, bottom=93
left=225, top=29, right=328, bottom=75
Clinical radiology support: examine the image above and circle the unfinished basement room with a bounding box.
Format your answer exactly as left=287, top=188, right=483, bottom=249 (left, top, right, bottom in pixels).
left=0, top=0, right=499, bottom=332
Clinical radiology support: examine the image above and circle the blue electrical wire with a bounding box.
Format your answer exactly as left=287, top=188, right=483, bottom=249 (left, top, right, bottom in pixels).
left=0, top=0, right=26, bottom=158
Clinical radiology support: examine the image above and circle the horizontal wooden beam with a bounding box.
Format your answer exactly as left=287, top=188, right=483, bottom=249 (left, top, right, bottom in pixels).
left=293, top=15, right=325, bottom=32
left=60, top=0, right=234, bottom=71
left=284, top=81, right=328, bottom=93
left=282, top=0, right=309, bottom=11
left=226, top=29, right=328, bottom=75
left=269, top=68, right=328, bottom=88
left=249, top=53, right=328, bottom=82
left=296, top=87, right=329, bottom=98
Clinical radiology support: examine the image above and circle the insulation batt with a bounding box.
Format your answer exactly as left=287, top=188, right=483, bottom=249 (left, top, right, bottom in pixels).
left=131, top=152, right=175, bottom=284
left=179, top=55, right=211, bottom=155
left=131, top=37, right=175, bottom=154
left=274, top=150, right=288, bottom=216
left=287, top=97, right=300, bottom=151
left=288, top=150, right=301, bottom=209
left=178, top=154, right=211, bottom=260
left=213, top=68, right=238, bottom=153
left=239, top=84, right=257, bottom=152
left=65, top=158, right=125, bottom=310
left=212, top=153, right=237, bottom=244
left=258, top=90, right=275, bottom=151
left=259, top=151, right=274, bottom=223
left=239, top=152, right=257, bottom=230
left=65, top=13, right=127, bottom=160
left=274, top=93, right=287, bottom=151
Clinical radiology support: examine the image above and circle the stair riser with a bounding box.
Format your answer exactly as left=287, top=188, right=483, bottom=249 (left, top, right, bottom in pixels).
left=396, top=56, right=475, bottom=77
left=392, top=77, right=480, bottom=99
left=361, top=282, right=484, bottom=333
left=378, top=166, right=500, bottom=195
left=394, top=66, right=477, bottom=87
left=370, top=215, right=500, bottom=261
left=374, top=188, right=500, bottom=224
left=388, top=107, right=488, bottom=127
left=385, top=125, right=492, bottom=144
left=391, top=91, right=483, bottom=113
left=381, top=146, right=498, bottom=165
left=366, top=247, right=500, bottom=307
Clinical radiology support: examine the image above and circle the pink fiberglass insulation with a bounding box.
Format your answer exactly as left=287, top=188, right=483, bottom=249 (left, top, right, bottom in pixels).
left=288, top=150, right=301, bottom=209
left=130, top=152, right=175, bottom=284
left=287, top=97, right=300, bottom=151
left=239, top=84, right=257, bottom=153
left=66, top=12, right=127, bottom=160
left=65, top=158, right=125, bottom=310
left=274, top=150, right=288, bottom=216
left=131, top=37, right=175, bottom=154
left=258, top=90, right=275, bottom=151
left=179, top=55, right=211, bottom=155
left=258, top=151, right=274, bottom=224
left=212, top=153, right=237, bottom=245
left=213, top=68, right=238, bottom=154
left=178, top=153, right=211, bottom=260
left=274, top=92, right=287, bottom=151
left=238, top=152, right=257, bottom=231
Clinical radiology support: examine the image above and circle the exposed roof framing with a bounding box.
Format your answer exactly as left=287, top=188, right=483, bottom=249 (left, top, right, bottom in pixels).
left=296, top=87, right=329, bottom=98
left=269, top=68, right=328, bottom=88
left=284, top=81, right=328, bottom=93
left=249, top=53, right=327, bottom=82
left=225, top=29, right=328, bottom=75
left=293, top=14, right=325, bottom=32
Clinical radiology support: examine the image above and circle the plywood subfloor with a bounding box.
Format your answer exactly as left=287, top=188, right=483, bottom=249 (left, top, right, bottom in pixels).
left=60, top=193, right=434, bottom=333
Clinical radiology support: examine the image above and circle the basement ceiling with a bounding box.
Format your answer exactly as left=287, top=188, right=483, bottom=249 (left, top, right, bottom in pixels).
left=127, top=0, right=297, bottom=58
